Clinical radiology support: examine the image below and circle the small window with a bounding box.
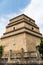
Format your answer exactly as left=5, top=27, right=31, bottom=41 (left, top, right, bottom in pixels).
left=13, top=27, right=15, bottom=30
left=32, top=27, right=34, bottom=30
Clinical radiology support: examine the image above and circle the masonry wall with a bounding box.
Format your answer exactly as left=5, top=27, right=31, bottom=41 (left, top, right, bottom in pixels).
left=1, top=33, right=27, bottom=53
left=25, top=33, right=41, bottom=57
left=26, top=33, right=41, bottom=51
left=0, top=32, right=41, bottom=57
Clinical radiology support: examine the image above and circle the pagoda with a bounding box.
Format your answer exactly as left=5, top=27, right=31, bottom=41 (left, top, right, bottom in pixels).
left=0, top=14, right=43, bottom=65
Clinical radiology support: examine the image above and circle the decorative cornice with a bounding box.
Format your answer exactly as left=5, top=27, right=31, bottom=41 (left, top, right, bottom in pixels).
left=4, top=27, right=41, bottom=35
left=1, top=31, right=42, bottom=39
left=6, top=18, right=39, bottom=29
left=1, top=27, right=42, bottom=39
left=7, top=18, right=25, bottom=27
left=10, top=14, right=35, bottom=22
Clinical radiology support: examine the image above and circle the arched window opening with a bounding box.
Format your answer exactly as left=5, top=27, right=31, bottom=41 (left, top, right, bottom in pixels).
left=21, top=48, right=24, bottom=53
left=36, top=46, right=41, bottom=60
left=9, top=50, right=12, bottom=58
left=21, top=48, right=24, bottom=58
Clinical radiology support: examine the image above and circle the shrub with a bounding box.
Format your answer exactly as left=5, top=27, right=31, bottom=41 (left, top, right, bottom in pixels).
left=39, top=41, right=43, bottom=56
left=0, top=46, right=3, bottom=58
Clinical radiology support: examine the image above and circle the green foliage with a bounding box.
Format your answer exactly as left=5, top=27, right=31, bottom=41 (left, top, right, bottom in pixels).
left=0, top=46, right=3, bottom=58
left=39, top=41, right=43, bottom=55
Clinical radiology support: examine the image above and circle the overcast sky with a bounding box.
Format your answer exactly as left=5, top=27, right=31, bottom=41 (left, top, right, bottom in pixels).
left=0, top=0, right=43, bottom=37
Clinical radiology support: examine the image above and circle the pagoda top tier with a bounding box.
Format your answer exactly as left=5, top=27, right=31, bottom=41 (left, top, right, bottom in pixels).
left=10, top=14, right=35, bottom=24
left=7, top=14, right=39, bottom=29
